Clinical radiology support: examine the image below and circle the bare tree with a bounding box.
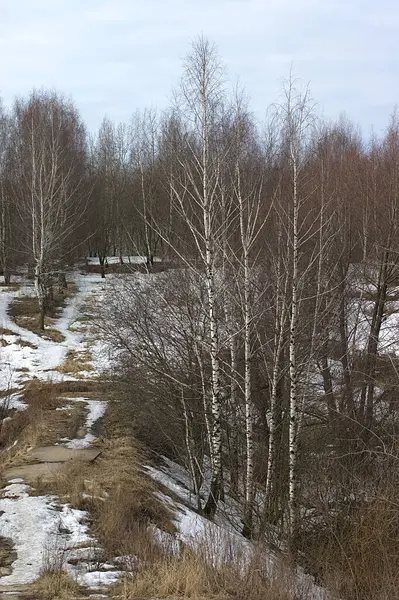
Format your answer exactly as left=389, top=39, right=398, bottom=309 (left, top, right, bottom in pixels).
left=0, top=100, right=13, bottom=283
left=11, top=90, right=87, bottom=327
left=166, top=37, right=229, bottom=517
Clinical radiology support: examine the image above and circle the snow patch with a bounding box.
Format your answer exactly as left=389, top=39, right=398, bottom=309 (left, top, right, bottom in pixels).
left=0, top=481, right=121, bottom=588
left=0, top=482, right=89, bottom=584
left=63, top=399, right=107, bottom=449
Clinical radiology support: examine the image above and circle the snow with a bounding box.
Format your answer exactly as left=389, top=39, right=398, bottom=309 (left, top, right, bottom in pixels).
left=0, top=481, right=91, bottom=584
left=0, top=273, right=112, bottom=391
left=0, top=473, right=121, bottom=588
left=78, top=570, right=122, bottom=587
left=0, top=273, right=117, bottom=589
left=0, top=393, right=27, bottom=412
left=146, top=459, right=330, bottom=600
left=64, top=399, right=107, bottom=449
left=86, top=255, right=162, bottom=265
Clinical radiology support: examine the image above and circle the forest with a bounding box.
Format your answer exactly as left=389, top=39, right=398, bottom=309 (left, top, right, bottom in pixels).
left=0, top=37, right=398, bottom=599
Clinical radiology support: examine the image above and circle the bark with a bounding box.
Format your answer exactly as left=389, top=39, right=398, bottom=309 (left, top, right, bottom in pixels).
left=34, top=265, right=47, bottom=331
left=203, top=260, right=222, bottom=517
left=266, top=223, right=289, bottom=519
left=99, top=255, right=106, bottom=278
left=236, top=164, right=255, bottom=538
left=227, top=336, right=240, bottom=496
left=181, top=389, right=202, bottom=512
left=338, top=268, right=355, bottom=418
left=288, top=137, right=299, bottom=546
left=202, top=164, right=222, bottom=517
left=358, top=256, right=389, bottom=430
left=58, top=272, right=68, bottom=293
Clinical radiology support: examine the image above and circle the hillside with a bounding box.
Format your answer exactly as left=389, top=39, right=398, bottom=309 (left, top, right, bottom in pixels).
left=0, top=262, right=339, bottom=600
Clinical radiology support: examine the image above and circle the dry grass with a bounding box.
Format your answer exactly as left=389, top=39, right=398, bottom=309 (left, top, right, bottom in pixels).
left=0, top=283, right=20, bottom=291
left=300, top=492, right=399, bottom=600
left=324, top=499, right=399, bottom=600
left=0, top=380, right=94, bottom=472
left=8, top=283, right=78, bottom=341
left=119, top=542, right=301, bottom=600
left=0, top=387, right=20, bottom=397
left=0, top=326, right=15, bottom=336
left=54, top=349, right=94, bottom=375
left=39, top=435, right=175, bottom=555
left=13, top=313, right=66, bottom=342
left=16, top=337, right=38, bottom=349
left=31, top=569, right=83, bottom=600
left=0, top=328, right=38, bottom=349
left=23, top=378, right=101, bottom=398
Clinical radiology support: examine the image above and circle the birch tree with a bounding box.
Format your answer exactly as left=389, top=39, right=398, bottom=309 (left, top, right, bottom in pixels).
left=130, top=109, right=163, bottom=267
left=228, top=103, right=268, bottom=536
left=276, top=79, right=316, bottom=543
left=11, top=91, right=87, bottom=327
left=168, top=37, right=228, bottom=517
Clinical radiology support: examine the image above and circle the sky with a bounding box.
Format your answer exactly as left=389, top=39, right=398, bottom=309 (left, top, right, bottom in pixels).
left=0, top=0, right=398, bottom=135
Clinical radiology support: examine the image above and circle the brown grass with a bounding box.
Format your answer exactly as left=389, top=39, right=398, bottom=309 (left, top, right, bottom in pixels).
left=0, top=283, right=20, bottom=291
left=0, top=380, right=93, bottom=472
left=0, top=326, right=16, bottom=336
left=8, top=283, right=78, bottom=341
left=323, top=499, right=399, bottom=600
left=119, top=542, right=301, bottom=600
left=54, top=349, right=94, bottom=375
left=23, top=378, right=101, bottom=398
left=16, top=337, right=38, bottom=349
left=39, top=436, right=175, bottom=555
left=13, top=314, right=66, bottom=342
left=300, top=491, right=399, bottom=600
left=0, top=326, right=38, bottom=349
left=31, top=569, right=83, bottom=600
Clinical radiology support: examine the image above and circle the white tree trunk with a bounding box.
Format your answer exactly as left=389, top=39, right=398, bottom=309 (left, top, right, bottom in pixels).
left=288, top=141, right=299, bottom=544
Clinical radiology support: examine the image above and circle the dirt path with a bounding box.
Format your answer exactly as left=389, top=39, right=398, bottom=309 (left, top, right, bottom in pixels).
left=0, top=273, right=116, bottom=594
left=4, top=446, right=101, bottom=482
left=0, top=272, right=107, bottom=390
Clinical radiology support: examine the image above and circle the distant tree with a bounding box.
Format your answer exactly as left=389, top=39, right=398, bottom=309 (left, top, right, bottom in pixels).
left=10, top=90, right=87, bottom=327
left=0, top=100, right=14, bottom=283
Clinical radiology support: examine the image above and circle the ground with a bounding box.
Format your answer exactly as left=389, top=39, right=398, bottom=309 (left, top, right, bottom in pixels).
left=0, top=268, right=119, bottom=598
left=0, top=263, right=331, bottom=600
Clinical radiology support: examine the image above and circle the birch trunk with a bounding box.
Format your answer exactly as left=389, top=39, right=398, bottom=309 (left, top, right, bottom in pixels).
left=288, top=131, right=300, bottom=545
left=201, top=75, right=222, bottom=519
left=241, top=214, right=254, bottom=537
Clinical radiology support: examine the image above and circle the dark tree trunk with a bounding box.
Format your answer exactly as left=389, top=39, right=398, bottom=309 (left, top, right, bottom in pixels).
left=203, top=474, right=221, bottom=519
left=320, top=354, right=337, bottom=428
left=39, top=303, right=45, bottom=331
left=58, top=272, right=68, bottom=293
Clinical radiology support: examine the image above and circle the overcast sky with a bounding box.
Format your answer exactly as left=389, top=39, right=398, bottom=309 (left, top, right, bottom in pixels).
left=0, top=0, right=398, bottom=134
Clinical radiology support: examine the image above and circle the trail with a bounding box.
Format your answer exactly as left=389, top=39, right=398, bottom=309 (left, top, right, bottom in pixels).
left=0, top=272, right=120, bottom=593
left=0, top=273, right=106, bottom=391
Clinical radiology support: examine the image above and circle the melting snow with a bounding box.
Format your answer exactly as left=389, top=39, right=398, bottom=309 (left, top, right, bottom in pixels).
left=0, top=480, right=91, bottom=584
left=146, top=460, right=330, bottom=600
left=64, top=399, right=107, bottom=449
left=0, top=273, right=111, bottom=391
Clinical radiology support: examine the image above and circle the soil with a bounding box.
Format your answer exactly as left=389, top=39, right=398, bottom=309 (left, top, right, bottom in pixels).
left=3, top=447, right=101, bottom=483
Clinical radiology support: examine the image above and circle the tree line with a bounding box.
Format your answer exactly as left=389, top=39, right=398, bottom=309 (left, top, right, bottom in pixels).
left=1, top=37, right=398, bottom=598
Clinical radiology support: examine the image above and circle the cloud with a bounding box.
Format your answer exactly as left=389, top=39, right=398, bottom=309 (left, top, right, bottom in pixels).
left=0, top=0, right=397, bottom=133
